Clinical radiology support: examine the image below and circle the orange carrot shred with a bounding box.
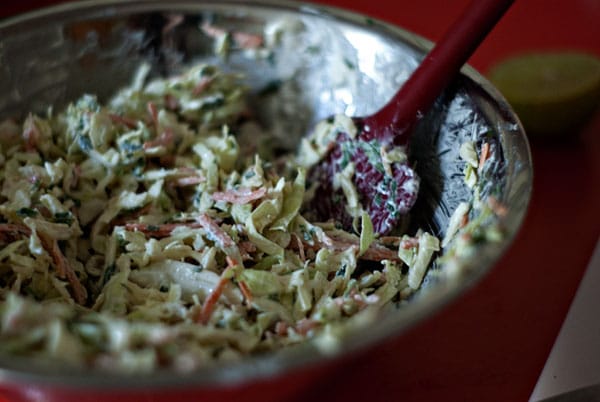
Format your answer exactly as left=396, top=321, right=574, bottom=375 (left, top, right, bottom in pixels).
left=108, top=113, right=137, bottom=129
left=488, top=196, right=508, bottom=217
left=225, top=256, right=238, bottom=268
left=400, top=238, right=419, bottom=249
left=238, top=281, right=253, bottom=305
left=38, top=233, right=87, bottom=304
left=123, top=222, right=203, bottom=238
left=0, top=223, right=32, bottom=244
left=143, top=128, right=174, bottom=150
left=147, top=101, right=158, bottom=128
left=275, top=321, right=288, bottom=336
left=211, top=187, right=267, bottom=204
left=295, top=318, right=318, bottom=336
left=0, top=223, right=31, bottom=236
left=293, top=233, right=305, bottom=262
left=196, top=266, right=233, bottom=325
left=479, top=142, right=490, bottom=171
left=460, top=213, right=469, bottom=228
left=232, top=31, right=263, bottom=49
left=196, top=257, right=239, bottom=324
left=174, top=176, right=205, bottom=186
left=192, top=76, right=215, bottom=96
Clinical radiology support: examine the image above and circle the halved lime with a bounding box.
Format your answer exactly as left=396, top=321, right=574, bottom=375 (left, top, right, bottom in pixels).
left=488, top=52, right=600, bottom=140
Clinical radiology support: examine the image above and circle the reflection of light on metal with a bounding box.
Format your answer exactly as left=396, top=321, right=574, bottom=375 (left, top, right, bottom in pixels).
left=345, top=30, right=380, bottom=78
left=347, top=30, right=418, bottom=82
left=336, top=88, right=355, bottom=115
left=344, top=29, right=418, bottom=114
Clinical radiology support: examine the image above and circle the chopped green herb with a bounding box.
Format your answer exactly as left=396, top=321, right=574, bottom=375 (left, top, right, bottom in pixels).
left=102, top=263, right=116, bottom=285
left=53, top=212, right=74, bottom=225
left=16, top=208, right=37, bottom=217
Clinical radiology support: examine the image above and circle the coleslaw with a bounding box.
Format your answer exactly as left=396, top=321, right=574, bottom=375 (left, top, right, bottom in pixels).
left=0, top=62, right=498, bottom=373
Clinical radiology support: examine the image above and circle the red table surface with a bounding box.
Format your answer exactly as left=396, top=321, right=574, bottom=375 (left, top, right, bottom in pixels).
left=1, top=1, right=599, bottom=402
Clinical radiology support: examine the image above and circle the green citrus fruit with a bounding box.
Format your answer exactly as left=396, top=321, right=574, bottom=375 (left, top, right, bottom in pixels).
left=488, top=52, right=600, bottom=140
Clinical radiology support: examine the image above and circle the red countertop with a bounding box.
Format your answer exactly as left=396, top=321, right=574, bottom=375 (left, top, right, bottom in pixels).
left=1, top=1, right=599, bottom=402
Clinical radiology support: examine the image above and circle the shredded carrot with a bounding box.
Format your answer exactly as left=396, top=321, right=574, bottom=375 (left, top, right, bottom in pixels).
left=177, top=167, right=198, bottom=175
left=196, top=257, right=237, bottom=324
left=196, top=213, right=235, bottom=248
left=379, top=236, right=402, bottom=247
left=211, top=187, right=266, bottom=204
left=108, top=113, right=137, bottom=129
left=163, top=94, right=179, bottom=110
left=488, top=196, right=508, bottom=217
left=295, top=318, right=318, bottom=336
left=350, top=289, right=369, bottom=310
left=238, top=280, right=253, bottom=305
left=147, top=101, right=158, bottom=128
left=174, top=176, right=206, bottom=186
left=196, top=214, right=244, bottom=264
left=362, top=243, right=399, bottom=261
left=400, top=237, right=419, bottom=249
left=225, top=256, right=238, bottom=268
left=192, top=76, right=215, bottom=96
left=232, top=32, right=264, bottom=49
left=123, top=222, right=203, bottom=238
left=39, top=234, right=87, bottom=304
left=292, top=233, right=305, bottom=262
left=196, top=271, right=230, bottom=325
left=143, top=128, right=174, bottom=150
left=0, top=224, right=31, bottom=243
left=291, top=232, right=401, bottom=262
left=0, top=224, right=31, bottom=235
left=200, top=22, right=263, bottom=50
left=200, top=22, right=227, bottom=39
left=275, top=321, right=288, bottom=336
left=479, top=142, right=491, bottom=171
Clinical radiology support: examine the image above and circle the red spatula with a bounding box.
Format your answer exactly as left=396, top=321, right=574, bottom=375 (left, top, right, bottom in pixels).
left=308, top=0, right=514, bottom=234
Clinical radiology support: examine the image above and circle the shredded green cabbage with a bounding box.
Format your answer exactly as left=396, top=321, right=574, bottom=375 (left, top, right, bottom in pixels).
left=0, top=61, right=481, bottom=373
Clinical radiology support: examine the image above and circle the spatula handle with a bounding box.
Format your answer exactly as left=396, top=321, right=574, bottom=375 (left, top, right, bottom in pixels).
left=364, top=0, right=514, bottom=145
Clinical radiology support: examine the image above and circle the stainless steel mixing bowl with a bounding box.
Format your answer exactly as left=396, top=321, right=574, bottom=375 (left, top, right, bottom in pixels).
left=0, top=0, right=532, bottom=400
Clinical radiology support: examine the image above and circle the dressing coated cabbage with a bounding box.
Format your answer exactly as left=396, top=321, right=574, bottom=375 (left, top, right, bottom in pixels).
left=0, top=62, right=499, bottom=373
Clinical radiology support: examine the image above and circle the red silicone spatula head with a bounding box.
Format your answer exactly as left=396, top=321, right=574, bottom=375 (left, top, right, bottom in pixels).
left=307, top=0, right=515, bottom=234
